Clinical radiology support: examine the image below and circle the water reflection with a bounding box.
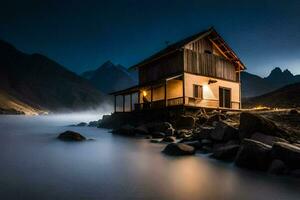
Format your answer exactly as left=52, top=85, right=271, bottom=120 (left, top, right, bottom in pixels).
left=0, top=115, right=299, bottom=200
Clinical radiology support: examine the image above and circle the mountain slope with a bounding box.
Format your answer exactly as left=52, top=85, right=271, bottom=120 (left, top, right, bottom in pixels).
left=241, top=67, right=300, bottom=97
left=81, top=61, right=137, bottom=94
left=244, top=82, right=300, bottom=108
left=0, top=40, right=107, bottom=113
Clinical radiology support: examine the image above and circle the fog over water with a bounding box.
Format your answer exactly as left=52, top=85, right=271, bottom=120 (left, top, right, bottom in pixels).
left=0, top=113, right=299, bottom=200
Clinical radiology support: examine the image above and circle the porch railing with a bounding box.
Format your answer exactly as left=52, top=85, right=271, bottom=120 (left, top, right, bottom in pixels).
left=134, top=97, right=184, bottom=111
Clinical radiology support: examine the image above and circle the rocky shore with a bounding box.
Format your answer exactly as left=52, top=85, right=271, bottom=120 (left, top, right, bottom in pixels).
left=92, top=109, right=300, bottom=178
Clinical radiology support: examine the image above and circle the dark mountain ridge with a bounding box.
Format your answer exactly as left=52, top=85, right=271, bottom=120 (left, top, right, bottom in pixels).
left=244, top=82, right=300, bottom=108
left=0, top=39, right=107, bottom=113
left=81, top=61, right=137, bottom=94
left=241, top=67, right=300, bottom=97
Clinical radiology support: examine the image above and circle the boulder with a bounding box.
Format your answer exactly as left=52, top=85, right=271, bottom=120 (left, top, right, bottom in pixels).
left=175, top=129, right=193, bottom=138
left=239, top=112, right=285, bottom=139
left=206, top=113, right=226, bottom=125
left=112, top=124, right=135, bottom=136
left=289, top=109, right=298, bottom=115
left=210, top=121, right=238, bottom=142
left=76, top=122, right=87, bottom=127
left=251, top=132, right=288, bottom=146
left=151, top=132, right=165, bottom=139
left=196, top=114, right=208, bottom=125
left=271, top=142, right=300, bottom=169
left=235, top=139, right=272, bottom=171
left=161, top=136, right=176, bottom=143
left=134, top=125, right=149, bottom=135
left=146, top=122, right=173, bottom=133
left=162, top=143, right=195, bottom=156
left=88, top=121, right=99, bottom=127
left=182, top=141, right=202, bottom=150
left=57, top=130, right=86, bottom=141
left=212, top=144, right=240, bottom=161
left=164, top=127, right=175, bottom=136
left=176, top=115, right=196, bottom=129
left=289, top=169, right=300, bottom=178
left=268, top=159, right=287, bottom=175
left=197, top=126, right=214, bottom=139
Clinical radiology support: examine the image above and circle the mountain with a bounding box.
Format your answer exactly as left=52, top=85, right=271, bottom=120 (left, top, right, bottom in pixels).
left=0, top=40, right=107, bottom=114
left=81, top=61, right=137, bottom=94
left=241, top=67, right=300, bottom=97
left=244, top=82, right=300, bottom=108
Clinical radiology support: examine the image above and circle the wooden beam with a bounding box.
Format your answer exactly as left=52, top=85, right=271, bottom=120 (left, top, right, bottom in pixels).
left=122, top=95, right=125, bottom=112
left=130, top=93, right=132, bottom=112
left=182, top=74, right=185, bottom=105
left=114, top=95, right=116, bottom=113
left=164, top=80, right=167, bottom=107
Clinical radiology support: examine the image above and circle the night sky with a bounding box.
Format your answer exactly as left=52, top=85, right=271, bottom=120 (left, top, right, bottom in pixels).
left=1, top=0, right=300, bottom=76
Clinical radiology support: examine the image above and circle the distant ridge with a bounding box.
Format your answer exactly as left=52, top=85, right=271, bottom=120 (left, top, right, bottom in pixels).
left=81, top=61, right=137, bottom=94
left=0, top=39, right=108, bottom=114
left=244, top=82, right=300, bottom=108
left=241, top=67, right=300, bottom=97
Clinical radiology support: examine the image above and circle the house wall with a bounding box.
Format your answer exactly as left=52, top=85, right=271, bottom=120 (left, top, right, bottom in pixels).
left=167, top=79, right=183, bottom=99
left=139, top=50, right=184, bottom=84
left=184, top=73, right=240, bottom=109
left=183, top=37, right=238, bottom=82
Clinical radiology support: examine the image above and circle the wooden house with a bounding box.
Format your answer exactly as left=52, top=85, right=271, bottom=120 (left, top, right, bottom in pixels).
left=111, top=27, right=246, bottom=112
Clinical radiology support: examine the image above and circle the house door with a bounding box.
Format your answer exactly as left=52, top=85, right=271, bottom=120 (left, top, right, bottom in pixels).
left=219, top=87, right=231, bottom=108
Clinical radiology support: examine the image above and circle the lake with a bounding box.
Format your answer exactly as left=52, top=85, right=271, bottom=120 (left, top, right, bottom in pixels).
left=0, top=114, right=299, bottom=200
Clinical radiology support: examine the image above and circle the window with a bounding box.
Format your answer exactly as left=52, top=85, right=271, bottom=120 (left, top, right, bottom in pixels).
left=193, top=85, right=203, bottom=99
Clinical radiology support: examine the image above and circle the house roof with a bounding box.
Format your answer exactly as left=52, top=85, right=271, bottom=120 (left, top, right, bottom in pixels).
left=129, top=27, right=246, bottom=70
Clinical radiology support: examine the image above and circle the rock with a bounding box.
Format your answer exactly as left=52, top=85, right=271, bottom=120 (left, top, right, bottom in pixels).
left=165, top=127, right=175, bottom=136
left=134, top=125, right=149, bottom=135
left=271, top=142, right=300, bottom=169
left=289, top=109, right=298, bottom=115
left=197, top=126, right=214, bottom=139
left=206, top=113, right=226, bottom=125
left=239, top=112, right=285, bottom=139
left=57, top=130, right=86, bottom=141
left=150, top=139, right=161, bottom=143
left=201, top=139, right=213, bottom=146
left=289, top=169, right=300, bottom=178
left=161, top=136, right=176, bottom=143
left=196, top=114, right=208, bottom=125
left=76, top=122, right=87, bottom=127
left=251, top=132, right=288, bottom=146
left=145, top=135, right=152, bottom=139
left=210, top=121, right=238, bottom=142
left=235, top=139, right=272, bottom=171
left=112, top=124, right=135, bottom=136
left=152, top=132, right=165, bottom=139
left=176, top=115, right=195, bottom=129
left=268, top=159, right=287, bottom=175
left=212, top=144, right=240, bottom=161
left=162, top=143, right=195, bottom=156
left=183, top=141, right=202, bottom=150
left=175, top=129, right=193, bottom=138
left=88, top=121, right=99, bottom=127
left=146, top=122, right=173, bottom=133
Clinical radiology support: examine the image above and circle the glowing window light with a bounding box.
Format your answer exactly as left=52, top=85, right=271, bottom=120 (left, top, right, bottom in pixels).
left=142, top=91, right=147, bottom=97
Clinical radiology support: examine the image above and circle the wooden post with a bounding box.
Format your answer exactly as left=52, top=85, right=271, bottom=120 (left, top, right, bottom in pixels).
left=114, top=95, right=116, bottom=113
left=130, top=93, right=132, bottom=112
left=164, top=80, right=167, bottom=107
left=122, top=95, right=125, bottom=112
left=182, top=74, right=185, bottom=105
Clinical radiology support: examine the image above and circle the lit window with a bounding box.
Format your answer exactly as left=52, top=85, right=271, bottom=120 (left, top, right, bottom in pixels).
left=193, top=85, right=203, bottom=99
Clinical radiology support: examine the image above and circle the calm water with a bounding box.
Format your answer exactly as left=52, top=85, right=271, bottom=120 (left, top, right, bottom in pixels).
left=0, top=114, right=299, bottom=200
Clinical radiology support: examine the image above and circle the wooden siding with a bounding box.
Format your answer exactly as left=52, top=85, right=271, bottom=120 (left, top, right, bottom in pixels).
left=139, top=50, right=183, bottom=84
left=184, top=49, right=237, bottom=81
